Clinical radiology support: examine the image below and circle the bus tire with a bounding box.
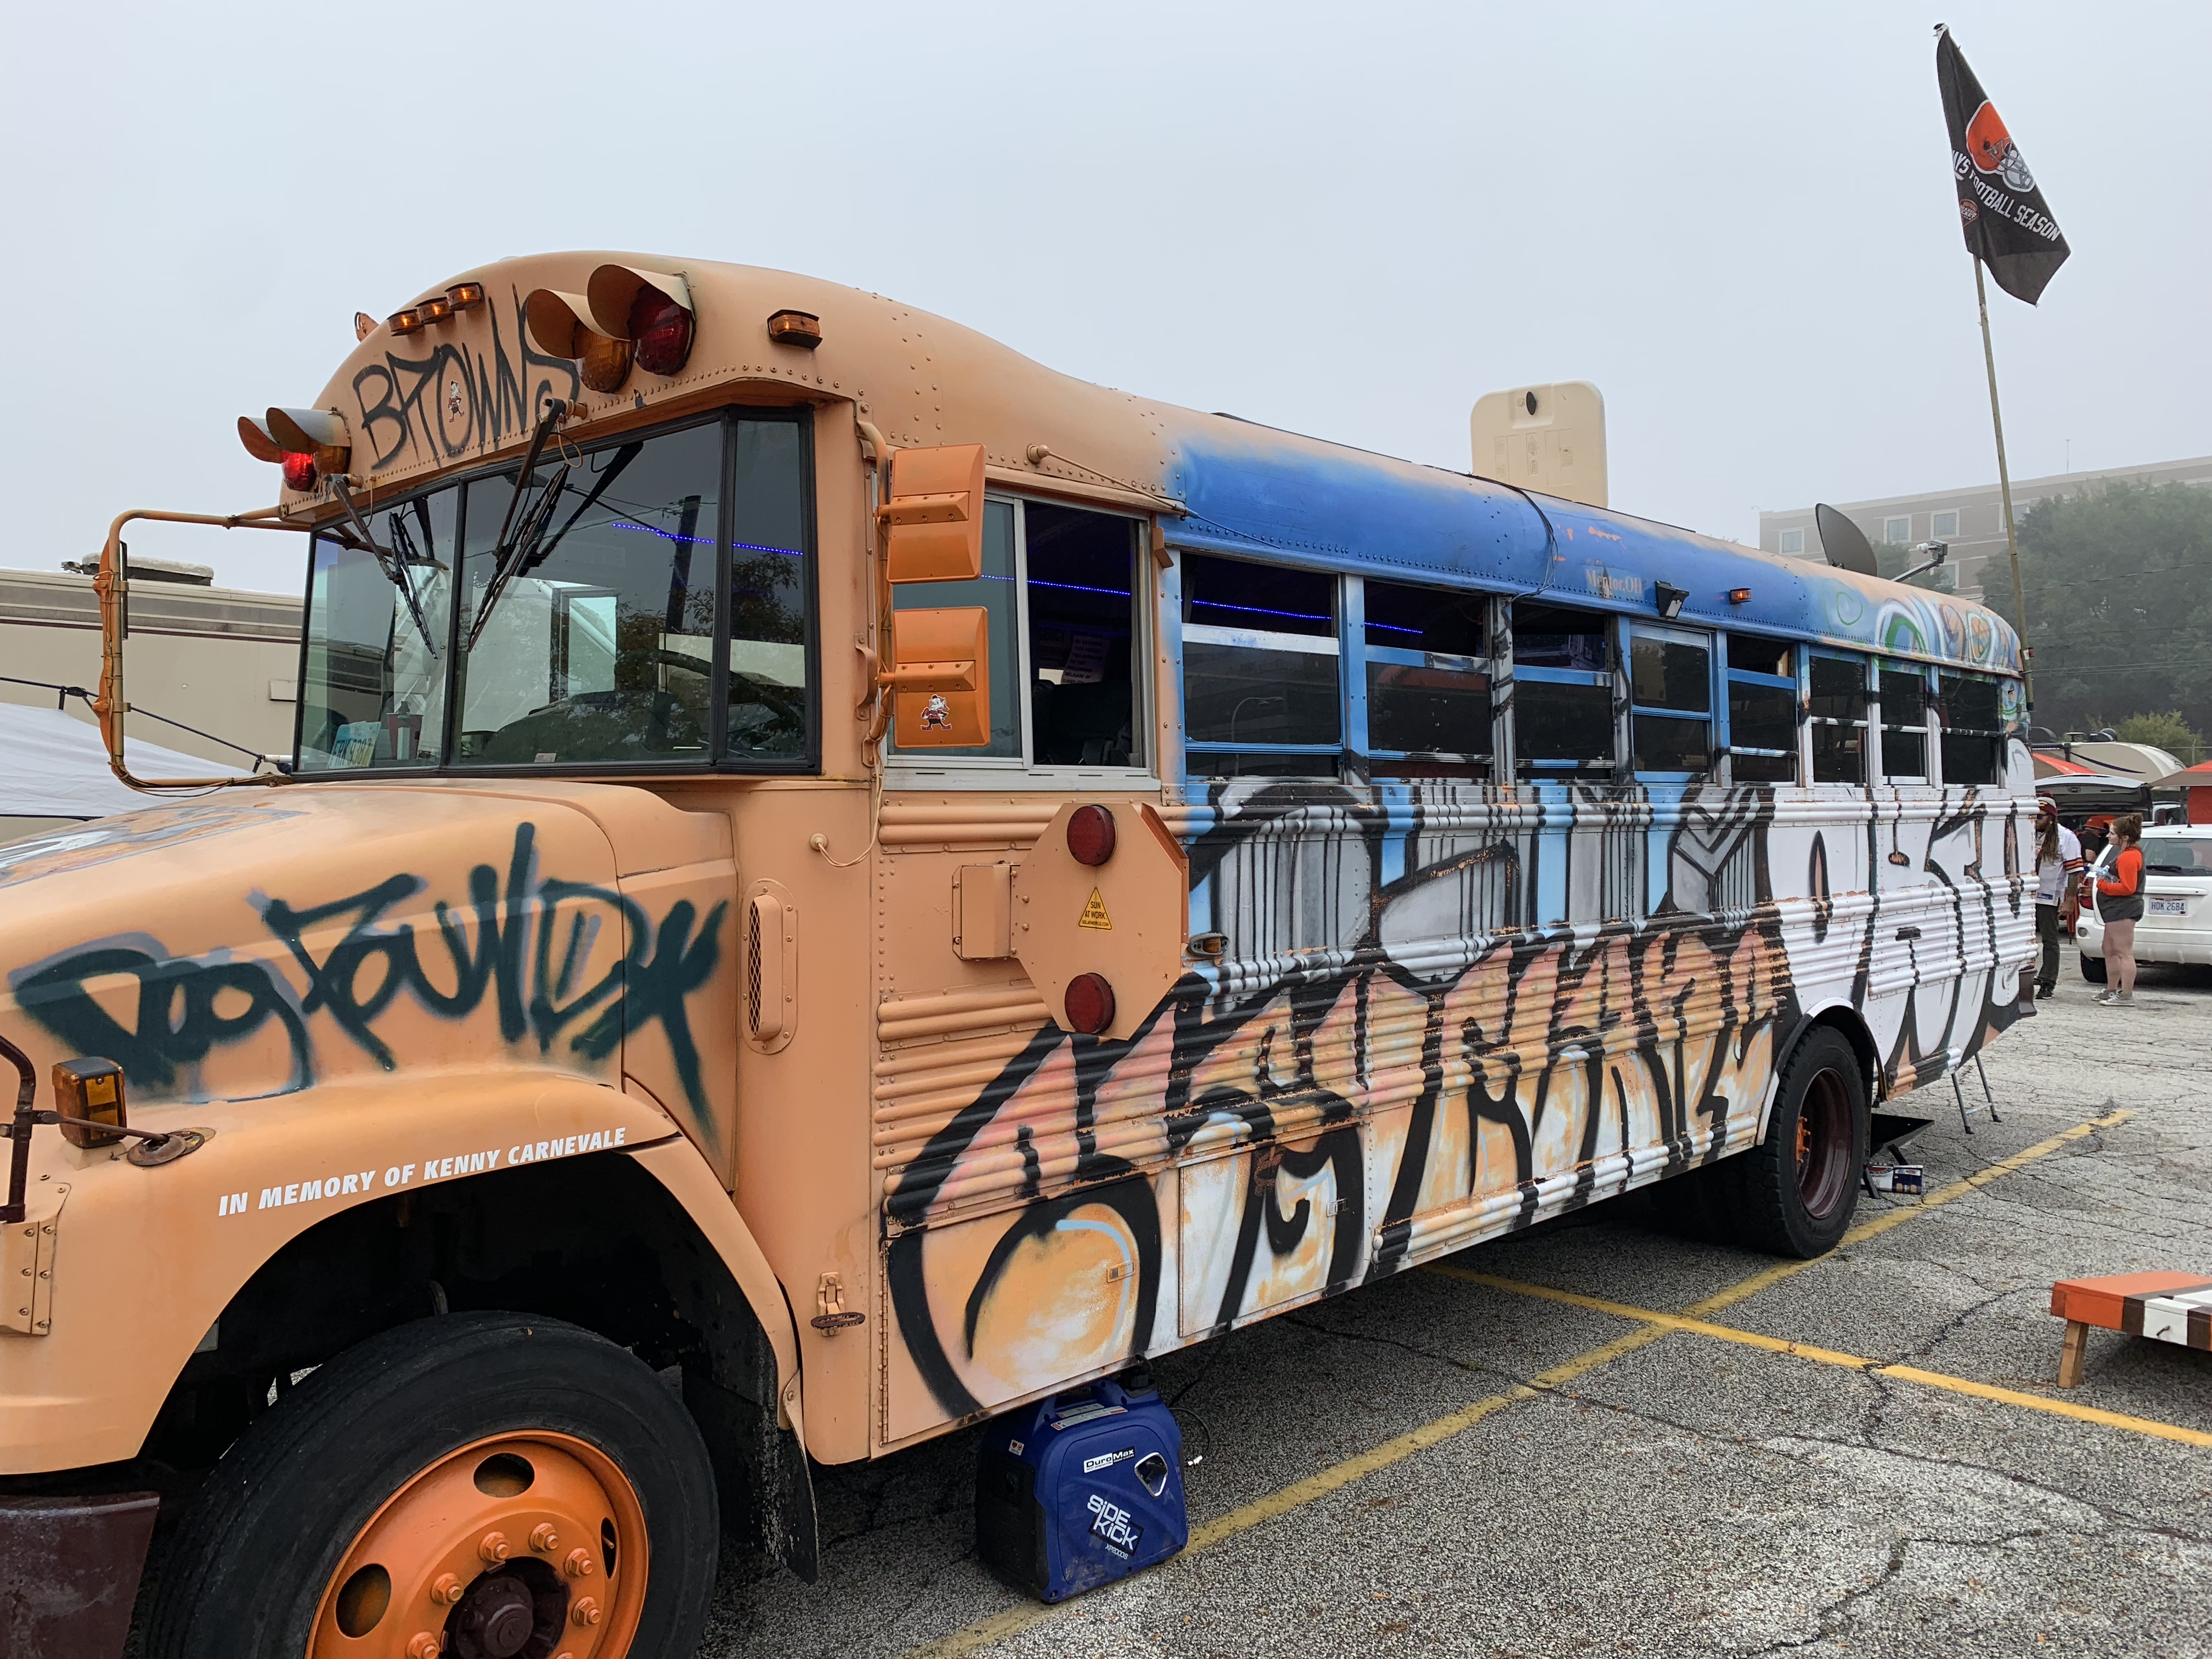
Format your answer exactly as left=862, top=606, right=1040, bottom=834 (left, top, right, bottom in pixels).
left=2080, top=952, right=2107, bottom=984
left=145, top=1312, right=718, bottom=1659
left=1724, top=1027, right=1867, bottom=1259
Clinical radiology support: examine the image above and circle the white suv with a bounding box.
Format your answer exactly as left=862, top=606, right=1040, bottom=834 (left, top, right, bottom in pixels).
left=2078, top=826, right=2212, bottom=980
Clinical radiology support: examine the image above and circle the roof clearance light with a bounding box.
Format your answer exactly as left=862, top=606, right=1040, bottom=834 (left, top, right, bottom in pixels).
left=1728, top=586, right=1752, bottom=605
left=419, top=295, right=454, bottom=325
left=768, top=309, right=822, bottom=349
left=630, top=286, right=693, bottom=376
left=388, top=306, right=425, bottom=336
left=447, top=281, right=486, bottom=311
left=281, top=453, right=318, bottom=492
left=524, top=289, right=633, bottom=393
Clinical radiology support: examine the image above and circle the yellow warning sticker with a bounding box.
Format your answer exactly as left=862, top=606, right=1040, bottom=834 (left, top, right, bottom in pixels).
left=1077, top=888, right=1113, bottom=930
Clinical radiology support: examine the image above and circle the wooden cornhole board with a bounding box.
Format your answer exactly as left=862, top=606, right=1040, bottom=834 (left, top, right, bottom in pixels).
left=2049, top=1271, right=2212, bottom=1387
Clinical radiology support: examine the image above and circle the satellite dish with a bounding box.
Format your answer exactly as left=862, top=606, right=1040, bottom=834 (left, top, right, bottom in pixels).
left=1814, top=504, right=1879, bottom=577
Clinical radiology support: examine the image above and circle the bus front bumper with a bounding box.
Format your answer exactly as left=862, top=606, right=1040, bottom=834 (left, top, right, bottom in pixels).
left=0, top=1490, right=158, bottom=1659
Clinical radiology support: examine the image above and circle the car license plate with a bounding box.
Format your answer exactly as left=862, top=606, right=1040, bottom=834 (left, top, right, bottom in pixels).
left=2150, top=897, right=2188, bottom=917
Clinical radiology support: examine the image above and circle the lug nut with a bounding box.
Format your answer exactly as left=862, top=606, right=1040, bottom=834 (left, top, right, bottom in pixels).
left=431, top=1572, right=464, bottom=1605
left=563, top=1547, right=595, bottom=1579
left=478, top=1530, right=510, bottom=1564
left=529, top=1522, right=559, bottom=1553
left=408, top=1633, right=440, bottom=1659
left=571, top=1596, right=602, bottom=1628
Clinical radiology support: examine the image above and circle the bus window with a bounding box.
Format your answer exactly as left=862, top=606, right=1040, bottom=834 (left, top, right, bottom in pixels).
left=1025, top=503, right=1141, bottom=769
left=890, top=498, right=1022, bottom=760
left=1182, top=555, right=1340, bottom=778
left=298, top=484, right=456, bottom=770
left=1512, top=601, right=1613, bottom=771
left=725, top=417, right=812, bottom=764
left=456, top=421, right=727, bottom=765
left=1809, top=654, right=1868, bottom=783
left=1938, top=673, right=2006, bottom=785
left=1362, top=578, right=1489, bottom=778
left=1725, top=633, right=1797, bottom=783
left=1877, top=667, right=1929, bottom=781
left=1629, top=624, right=1712, bottom=777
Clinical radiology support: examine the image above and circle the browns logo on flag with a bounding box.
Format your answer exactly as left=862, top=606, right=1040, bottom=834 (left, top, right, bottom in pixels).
left=1936, top=25, right=2070, bottom=305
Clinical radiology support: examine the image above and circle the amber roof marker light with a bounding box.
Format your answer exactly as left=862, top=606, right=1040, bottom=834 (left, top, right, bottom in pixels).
left=768, top=309, right=821, bottom=349
left=447, top=281, right=486, bottom=312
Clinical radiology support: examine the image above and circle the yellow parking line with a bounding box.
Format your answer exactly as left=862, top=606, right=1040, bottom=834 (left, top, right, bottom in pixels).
left=1438, top=1267, right=2212, bottom=1450
left=896, top=1107, right=2134, bottom=1658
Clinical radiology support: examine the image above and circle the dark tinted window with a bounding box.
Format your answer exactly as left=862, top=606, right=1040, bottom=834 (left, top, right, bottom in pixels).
left=1366, top=581, right=1483, bottom=656
left=1730, top=680, right=1796, bottom=755
left=1513, top=602, right=1609, bottom=670
left=1809, top=657, right=1867, bottom=723
left=1726, top=634, right=1792, bottom=676
left=1027, top=504, right=1140, bottom=767
left=1183, top=555, right=1333, bottom=637
left=1518, top=681, right=1614, bottom=763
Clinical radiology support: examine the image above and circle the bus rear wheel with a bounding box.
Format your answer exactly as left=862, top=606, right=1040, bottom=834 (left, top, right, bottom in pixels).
left=1724, top=1027, right=1868, bottom=1259
left=145, top=1313, right=717, bottom=1659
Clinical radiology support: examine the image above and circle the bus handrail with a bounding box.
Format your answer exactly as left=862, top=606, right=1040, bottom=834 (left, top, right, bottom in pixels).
left=92, top=505, right=309, bottom=793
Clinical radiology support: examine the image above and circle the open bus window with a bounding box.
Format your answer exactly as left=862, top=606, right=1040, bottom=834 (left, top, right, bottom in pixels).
left=1809, top=654, right=1867, bottom=783
left=1183, top=554, right=1340, bottom=778
left=1513, top=601, right=1613, bottom=771
left=1938, top=672, right=2005, bottom=786
left=457, top=422, right=722, bottom=766
left=1026, top=503, right=1141, bottom=768
left=298, top=486, right=455, bottom=770
left=1364, top=578, right=1489, bottom=778
left=1878, top=667, right=1929, bottom=781
left=1726, top=634, right=1798, bottom=784
left=1630, top=625, right=1712, bottom=777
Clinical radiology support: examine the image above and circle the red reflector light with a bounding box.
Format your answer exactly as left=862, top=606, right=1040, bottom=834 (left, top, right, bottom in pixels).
left=1066, top=804, right=1116, bottom=866
left=1728, top=587, right=1752, bottom=605
left=629, top=287, right=694, bottom=376
left=280, top=453, right=318, bottom=492
left=1064, top=973, right=1116, bottom=1036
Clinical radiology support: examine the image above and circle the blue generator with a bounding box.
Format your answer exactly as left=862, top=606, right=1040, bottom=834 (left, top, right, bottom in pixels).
left=975, top=1376, right=1188, bottom=1602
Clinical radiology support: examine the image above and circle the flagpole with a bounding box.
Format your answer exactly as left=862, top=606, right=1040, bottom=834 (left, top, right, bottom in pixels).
left=1973, top=255, right=2035, bottom=712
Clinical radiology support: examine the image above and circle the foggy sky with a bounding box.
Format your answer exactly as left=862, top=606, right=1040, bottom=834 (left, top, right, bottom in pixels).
left=5, top=0, right=2204, bottom=595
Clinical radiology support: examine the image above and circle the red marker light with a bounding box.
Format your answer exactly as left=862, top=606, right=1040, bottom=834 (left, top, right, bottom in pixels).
left=280, top=453, right=318, bottom=492
left=1067, top=804, right=1117, bottom=866
left=1065, top=973, right=1116, bottom=1036
left=629, top=286, right=694, bottom=376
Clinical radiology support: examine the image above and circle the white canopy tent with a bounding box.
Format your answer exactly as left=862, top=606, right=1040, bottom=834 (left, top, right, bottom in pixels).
left=0, top=702, right=249, bottom=821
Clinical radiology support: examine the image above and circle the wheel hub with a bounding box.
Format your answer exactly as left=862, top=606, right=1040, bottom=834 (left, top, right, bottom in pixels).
left=311, top=1431, right=647, bottom=1658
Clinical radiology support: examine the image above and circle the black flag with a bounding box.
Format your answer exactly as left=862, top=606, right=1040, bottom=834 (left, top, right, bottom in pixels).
left=1935, top=24, right=2070, bottom=304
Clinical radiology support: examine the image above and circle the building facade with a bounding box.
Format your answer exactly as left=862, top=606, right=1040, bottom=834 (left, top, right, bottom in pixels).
left=0, top=565, right=303, bottom=771
left=1757, top=454, right=2212, bottom=601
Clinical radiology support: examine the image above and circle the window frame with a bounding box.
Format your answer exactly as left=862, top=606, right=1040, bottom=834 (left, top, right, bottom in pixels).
left=1510, top=599, right=1619, bottom=778
left=1931, top=509, right=1961, bottom=539
left=1625, top=619, right=1716, bottom=783
left=1882, top=516, right=1912, bottom=546
left=1807, top=650, right=1871, bottom=785
left=1876, top=661, right=1937, bottom=784
left=1776, top=527, right=1805, bottom=556
left=1936, top=669, right=2009, bottom=787
left=1178, top=551, right=1344, bottom=783
left=290, top=405, right=822, bottom=781
left=1351, top=574, right=1495, bottom=780
left=1720, top=632, right=1800, bottom=786
left=888, top=490, right=1155, bottom=788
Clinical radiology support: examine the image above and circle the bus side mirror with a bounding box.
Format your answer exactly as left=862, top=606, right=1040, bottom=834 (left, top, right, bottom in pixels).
left=878, top=443, right=991, bottom=745
left=880, top=444, right=985, bottom=582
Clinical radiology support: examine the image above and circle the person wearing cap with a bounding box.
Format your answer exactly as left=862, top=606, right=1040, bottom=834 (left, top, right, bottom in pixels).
left=2032, top=797, right=2083, bottom=998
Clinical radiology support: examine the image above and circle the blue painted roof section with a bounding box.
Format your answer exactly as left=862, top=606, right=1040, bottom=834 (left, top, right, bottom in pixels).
left=1162, top=423, right=2021, bottom=676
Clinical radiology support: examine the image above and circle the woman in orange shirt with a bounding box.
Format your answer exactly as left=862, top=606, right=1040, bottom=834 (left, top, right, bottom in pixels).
left=2093, top=812, right=2145, bottom=1007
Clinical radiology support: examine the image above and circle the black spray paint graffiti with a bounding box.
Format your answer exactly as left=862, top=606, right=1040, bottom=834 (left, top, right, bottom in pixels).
left=352, top=289, right=582, bottom=472
left=888, top=776, right=2032, bottom=1423
left=8, top=823, right=725, bottom=1113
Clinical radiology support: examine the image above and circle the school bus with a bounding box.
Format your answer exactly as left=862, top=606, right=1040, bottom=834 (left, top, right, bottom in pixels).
left=0, top=253, right=2034, bottom=1658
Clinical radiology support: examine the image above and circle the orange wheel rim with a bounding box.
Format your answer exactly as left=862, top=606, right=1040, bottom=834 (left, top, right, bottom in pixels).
left=308, top=1431, right=649, bottom=1659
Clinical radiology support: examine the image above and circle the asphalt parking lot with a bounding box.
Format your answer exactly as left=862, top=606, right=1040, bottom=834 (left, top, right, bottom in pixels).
left=709, top=947, right=2212, bottom=1659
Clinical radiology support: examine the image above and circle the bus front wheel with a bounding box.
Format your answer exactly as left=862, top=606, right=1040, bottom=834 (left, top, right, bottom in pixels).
left=145, top=1312, right=718, bottom=1659
left=1726, top=1028, right=1869, bottom=1259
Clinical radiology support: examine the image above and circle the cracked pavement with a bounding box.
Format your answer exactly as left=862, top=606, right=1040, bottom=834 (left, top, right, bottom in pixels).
left=703, top=949, right=2212, bottom=1658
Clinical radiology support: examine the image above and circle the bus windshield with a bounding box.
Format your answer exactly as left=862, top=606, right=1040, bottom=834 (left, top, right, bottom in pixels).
left=296, top=413, right=812, bottom=772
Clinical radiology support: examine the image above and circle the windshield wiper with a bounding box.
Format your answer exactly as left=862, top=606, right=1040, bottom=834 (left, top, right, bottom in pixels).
left=332, top=479, right=439, bottom=659
left=464, top=401, right=573, bottom=653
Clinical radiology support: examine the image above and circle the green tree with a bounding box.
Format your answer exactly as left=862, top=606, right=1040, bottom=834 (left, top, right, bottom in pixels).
left=1979, top=479, right=2212, bottom=736
left=2113, top=710, right=2204, bottom=765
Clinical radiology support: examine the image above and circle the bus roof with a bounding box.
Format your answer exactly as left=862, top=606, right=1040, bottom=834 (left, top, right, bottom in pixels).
left=302, top=252, right=2020, bottom=678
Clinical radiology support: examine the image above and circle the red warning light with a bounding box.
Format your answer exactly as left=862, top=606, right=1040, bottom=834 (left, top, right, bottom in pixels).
left=629, top=286, right=694, bottom=376
left=1064, top=973, right=1116, bottom=1037
left=1066, top=804, right=1117, bottom=866
left=280, top=452, right=318, bottom=492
